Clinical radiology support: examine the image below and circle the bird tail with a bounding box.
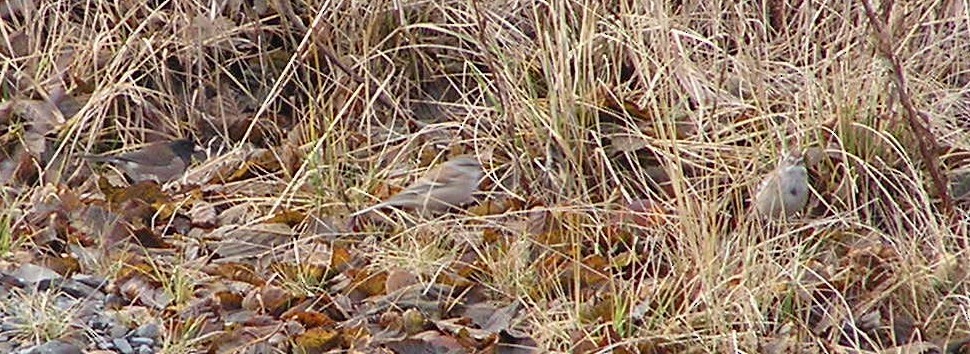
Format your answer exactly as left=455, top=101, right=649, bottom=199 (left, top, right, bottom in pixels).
left=349, top=202, right=388, bottom=217
left=79, top=154, right=116, bottom=163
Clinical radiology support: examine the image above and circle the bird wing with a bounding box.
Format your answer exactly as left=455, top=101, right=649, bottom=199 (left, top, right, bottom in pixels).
left=380, top=179, right=442, bottom=206
left=349, top=158, right=478, bottom=217
left=350, top=178, right=445, bottom=216
left=114, top=144, right=177, bottom=166
left=79, top=154, right=115, bottom=163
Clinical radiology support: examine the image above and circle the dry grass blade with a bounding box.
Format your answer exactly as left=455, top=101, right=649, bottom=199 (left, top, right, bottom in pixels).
left=859, top=0, right=954, bottom=229
left=1, top=0, right=969, bottom=353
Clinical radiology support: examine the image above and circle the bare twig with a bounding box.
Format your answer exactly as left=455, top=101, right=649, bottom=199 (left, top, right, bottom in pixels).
left=860, top=0, right=956, bottom=232
left=309, top=23, right=404, bottom=117
left=278, top=4, right=415, bottom=126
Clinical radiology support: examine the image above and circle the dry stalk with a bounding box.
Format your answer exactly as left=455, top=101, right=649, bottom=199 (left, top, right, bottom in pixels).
left=859, top=0, right=957, bottom=243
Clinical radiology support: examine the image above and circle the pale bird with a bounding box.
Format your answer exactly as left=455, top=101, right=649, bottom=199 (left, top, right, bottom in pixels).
left=754, top=150, right=809, bottom=218
left=352, top=156, right=483, bottom=217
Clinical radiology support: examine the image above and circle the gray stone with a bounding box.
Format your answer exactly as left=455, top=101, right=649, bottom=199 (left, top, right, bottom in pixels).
left=108, top=323, right=129, bottom=338
left=70, top=274, right=108, bottom=291
left=58, top=279, right=104, bottom=300
left=112, top=338, right=133, bottom=354
left=89, top=316, right=103, bottom=327
left=53, top=296, right=79, bottom=312
left=97, top=340, right=114, bottom=350
left=10, top=264, right=60, bottom=284
left=104, top=294, right=125, bottom=310
left=26, top=340, right=82, bottom=354
left=128, top=337, right=154, bottom=347
left=2, top=321, right=21, bottom=331
left=73, top=300, right=100, bottom=319
left=133, top=323, right=160, bottom=339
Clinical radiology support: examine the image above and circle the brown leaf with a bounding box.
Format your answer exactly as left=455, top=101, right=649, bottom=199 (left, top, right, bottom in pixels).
left=39, top=254, right=80, bottom=277
left=0, top=29, right=28, bottom=54
left=2, top=99, right=64, bottom=135
left=402, top=308, right=427, bottom=335
left=130, top=227, right=171, bottom=248
left=267, top=209, right=305, bottom=226
left=241, top=285, right=293, bottom=314
left=579, top=298, right=617, bottom=323
left=624, top=199, right=667, bottom=228
left=287, top=310, right=336, bottom=329
left=876, top=342, right=942, bottom=354
left=347, top=269, right=386, bottom=298
left=117, top=274, right=171, bottom=310
left=102, top=179, right=169, bottom=206
left=569, top=329, right=598, bottom=354
left=74, top=203, right=128, bottom=247
left=278, top=140, right=305, bottom=178
left=293, top=328, right=341, bottom=353
left=189, top=201, right=218, bottom=227
left=386, top=331, right=470, bottom=353
left=0, top=146, right=39, bottom=185
left=468, top=198, right=515, bottom=216
left=330, top=245, right=354, bottom=272
left=209, top=223, right=296, bottom=263
left=210, top=323, right=281, bottom=354
left=378, top=311, right=405, bottom=333
left=272, top=261, right=327, bottom=287
left=204, top=262, right=264, bottom=286
left=385, top=268, right=420, bottom=293
left=214, top=289, right=245, bottom=311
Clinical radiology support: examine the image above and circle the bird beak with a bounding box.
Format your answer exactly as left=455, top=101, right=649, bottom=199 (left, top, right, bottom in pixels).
left=191, top=144, right=206, bottom=160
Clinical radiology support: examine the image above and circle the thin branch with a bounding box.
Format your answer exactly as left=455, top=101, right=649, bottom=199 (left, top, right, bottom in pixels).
left=860, top=0, right=957, bottom=237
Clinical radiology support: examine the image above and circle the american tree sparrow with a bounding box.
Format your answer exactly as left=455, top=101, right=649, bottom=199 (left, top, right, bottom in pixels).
left=754, top=150, right=809, bottom=218
left=352, top=156, right=483, bottom=217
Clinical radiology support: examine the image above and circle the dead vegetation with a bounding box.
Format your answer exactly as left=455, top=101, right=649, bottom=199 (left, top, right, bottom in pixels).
left=1, top=0, right=970, bottom=352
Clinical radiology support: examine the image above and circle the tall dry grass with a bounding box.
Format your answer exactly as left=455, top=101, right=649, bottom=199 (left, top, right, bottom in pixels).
left=1, top=0, right=969, bottom=351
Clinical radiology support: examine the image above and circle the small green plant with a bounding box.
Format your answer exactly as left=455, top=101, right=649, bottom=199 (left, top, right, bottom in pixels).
left=0, top=192, right=23, bottom=258
left=0, top=289, right=81, bottom=344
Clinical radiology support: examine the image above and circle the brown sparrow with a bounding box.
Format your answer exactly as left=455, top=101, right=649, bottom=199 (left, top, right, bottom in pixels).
left=352, top=156, right=483, bottom=217
left=754, top=150, right=809, bottom=218
left=82, top=139, right=197, bottom=183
